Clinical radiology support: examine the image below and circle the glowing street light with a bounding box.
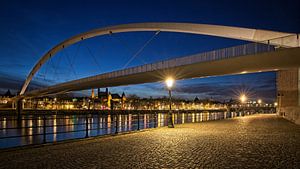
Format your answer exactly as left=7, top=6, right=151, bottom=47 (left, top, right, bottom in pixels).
left=240, top=94, right=247, bottom=103
left=257, top=99, right=262, bottom=104
left=165, top=78, right=174, bottom=89
left=165, top=77, right=175, bottom=128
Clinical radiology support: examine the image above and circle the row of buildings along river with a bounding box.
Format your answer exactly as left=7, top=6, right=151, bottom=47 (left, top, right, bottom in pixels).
left=0, top=88, right=276, bottom=110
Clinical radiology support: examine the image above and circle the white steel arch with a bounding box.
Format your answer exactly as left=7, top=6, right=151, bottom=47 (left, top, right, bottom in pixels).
left=20, top=22, right=299, bottom=95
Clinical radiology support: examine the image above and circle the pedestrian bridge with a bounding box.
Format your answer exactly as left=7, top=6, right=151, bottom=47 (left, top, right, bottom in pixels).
left=19, top=22, right=300, bottom=97
left=24, top=44, right=300, bottom=97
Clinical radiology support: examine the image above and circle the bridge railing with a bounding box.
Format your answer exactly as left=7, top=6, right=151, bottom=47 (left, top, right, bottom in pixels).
left=95, top=42, right=275, bottom=81
left=0, top=110, right=261, bottom=149
left=259, top=34, right=300, bottom=48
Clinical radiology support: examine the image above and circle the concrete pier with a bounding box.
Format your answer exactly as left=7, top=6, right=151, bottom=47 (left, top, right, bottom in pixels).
left=277, top=68, right=300, bottom=124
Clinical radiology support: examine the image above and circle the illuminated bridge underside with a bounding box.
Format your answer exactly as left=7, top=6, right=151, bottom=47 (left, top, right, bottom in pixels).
left=24, top=47, right=300, bottom=97
left=20, top=22, right=300, bottom=95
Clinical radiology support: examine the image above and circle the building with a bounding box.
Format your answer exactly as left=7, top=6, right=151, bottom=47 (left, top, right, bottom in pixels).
left=0, top=90, right=15, bottom=108
left=96, top=88, right=126, bottom=110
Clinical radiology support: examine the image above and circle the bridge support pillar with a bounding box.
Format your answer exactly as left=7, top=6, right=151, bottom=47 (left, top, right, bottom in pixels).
left=16, top=99, right=23, bottom=120
left=277, top=68, right=300, bottom=125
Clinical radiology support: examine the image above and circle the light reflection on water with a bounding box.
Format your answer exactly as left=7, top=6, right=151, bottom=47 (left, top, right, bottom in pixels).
left=0, top=111, right=242, bottom=148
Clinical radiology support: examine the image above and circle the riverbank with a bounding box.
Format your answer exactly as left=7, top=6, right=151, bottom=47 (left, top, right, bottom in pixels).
left=0, top=108, right=227, bottom=116
left=0, top=114, right=298, bottom=168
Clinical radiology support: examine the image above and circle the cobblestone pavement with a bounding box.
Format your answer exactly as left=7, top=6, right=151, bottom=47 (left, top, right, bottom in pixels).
left=0, top=114, right=299, bottom=169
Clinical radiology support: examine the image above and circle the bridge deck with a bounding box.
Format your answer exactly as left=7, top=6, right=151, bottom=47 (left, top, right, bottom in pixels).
left=0, top=114, right=299, bottom=168
left=24, top=44, right=300, bottom=97
left=24, top=46, right=300, bottom=97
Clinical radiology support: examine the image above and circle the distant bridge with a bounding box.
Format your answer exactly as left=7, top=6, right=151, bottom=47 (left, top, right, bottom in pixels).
left=19, top=22, right=300, bottom=98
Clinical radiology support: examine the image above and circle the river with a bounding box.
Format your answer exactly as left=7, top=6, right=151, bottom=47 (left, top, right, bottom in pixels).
left=0, top=111, right=243, bottom=149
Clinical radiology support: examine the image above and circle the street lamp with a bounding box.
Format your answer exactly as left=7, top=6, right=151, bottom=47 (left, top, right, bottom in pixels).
left=54, top=97, right=57, bottom=110
left=239, top=94, right=247, bottom=116
left=165, top=77, right=174, bottom=128
left=240, top=94, right=247, bottom=103
left=257, top=99, right=262, bottom=105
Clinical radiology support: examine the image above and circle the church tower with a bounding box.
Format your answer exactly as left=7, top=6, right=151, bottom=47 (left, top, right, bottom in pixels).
left=91, top=88, right=95, bottom=99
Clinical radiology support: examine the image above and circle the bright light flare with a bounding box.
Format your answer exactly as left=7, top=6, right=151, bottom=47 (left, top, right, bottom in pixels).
left=240, top=94, right=247, bottom=103
left=257, top=99, right=262, bottom=104
left=165, top=77, right=174, bottom=89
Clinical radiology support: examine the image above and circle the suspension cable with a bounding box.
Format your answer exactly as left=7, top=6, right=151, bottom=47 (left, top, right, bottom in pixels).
left=52, top=51, right=63, bottom=82
left=84, top=43, right=102, bottom=72
left=109, top=31, right=147, bottom=66
left=43, top=59, right=50, bottom=81
left=63, top=49, right=78, bottom=79
left=71, top=42, right=81, bottom=67
left=122, top=31, right=160, bottom=69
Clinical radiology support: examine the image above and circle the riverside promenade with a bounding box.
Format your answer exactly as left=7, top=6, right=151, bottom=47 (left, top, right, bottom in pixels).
left=0, top=114, right=299, bottom=169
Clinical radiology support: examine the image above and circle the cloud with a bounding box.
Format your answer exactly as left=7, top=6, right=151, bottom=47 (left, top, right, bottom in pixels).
left=0, top=69, right=276, bottom=103
left=0, top=72, right=48, bottom=95
left=126, top=72, right=276, bottom=102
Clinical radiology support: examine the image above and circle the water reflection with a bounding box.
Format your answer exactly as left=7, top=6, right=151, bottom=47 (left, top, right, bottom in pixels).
left=53, top=117, right=57, bottom=141
left=107, top=115, right=111, bottom=134
left=144, top=114, right=147, bottom=129
left=0, top=111, right=248, bottom=148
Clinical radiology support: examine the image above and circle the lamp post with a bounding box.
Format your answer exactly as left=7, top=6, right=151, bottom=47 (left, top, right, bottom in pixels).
left=54, top=97, right=57, bottom=110
left=165, top=77, right=174, bottom=128
left=239, top=94, right=247, bottom=116
left=274, top=102, right=278, bottom=113
left=257, top=99, right=262, bottom=114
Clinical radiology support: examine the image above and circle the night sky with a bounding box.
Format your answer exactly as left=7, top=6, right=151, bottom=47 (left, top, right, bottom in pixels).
left=0, top=0, right=299, bottom=102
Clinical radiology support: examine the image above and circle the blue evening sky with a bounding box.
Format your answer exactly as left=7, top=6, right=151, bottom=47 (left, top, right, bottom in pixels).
left=0, top=0, right=299, bottom=102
